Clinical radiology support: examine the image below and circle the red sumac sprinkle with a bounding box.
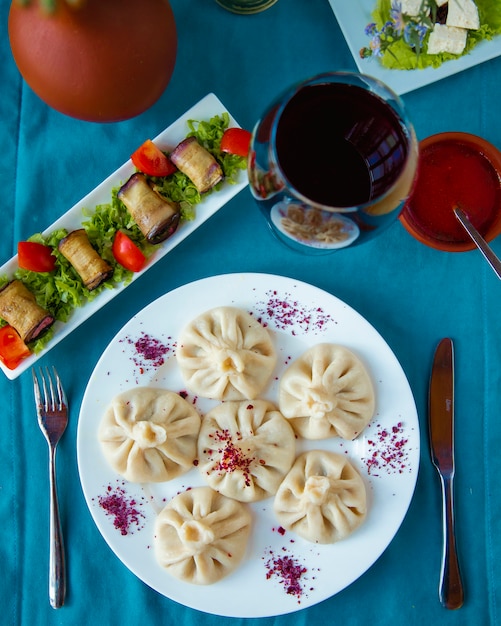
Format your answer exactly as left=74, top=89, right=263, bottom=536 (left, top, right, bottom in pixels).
left=209, top=428, right=256, bottom=487
left=96, top=482, right=145, bottom=536
left=362, top=421, right=411, bottom=476
left=121, top=331, right=173, bottom=373
left=254, top=289, right=335, bottom=335
left=264, top=548, right=308, bottom=600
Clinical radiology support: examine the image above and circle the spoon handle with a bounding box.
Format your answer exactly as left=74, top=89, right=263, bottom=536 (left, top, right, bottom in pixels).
left=454, top=208, right=501, bottom=280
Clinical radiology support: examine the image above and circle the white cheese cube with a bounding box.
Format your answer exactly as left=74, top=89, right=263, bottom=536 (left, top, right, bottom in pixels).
left=400, top=0, right=423, bottom=16
left=427, top=23, right=467, bottom=54
left=446, top=0, right=480, bottom=30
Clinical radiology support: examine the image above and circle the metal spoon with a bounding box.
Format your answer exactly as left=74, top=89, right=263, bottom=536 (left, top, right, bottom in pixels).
left=454, top=207, right=501, bottom=280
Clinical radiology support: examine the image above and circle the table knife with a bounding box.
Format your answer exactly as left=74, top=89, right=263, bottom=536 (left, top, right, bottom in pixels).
left=429, top=337, right=464, bottom=609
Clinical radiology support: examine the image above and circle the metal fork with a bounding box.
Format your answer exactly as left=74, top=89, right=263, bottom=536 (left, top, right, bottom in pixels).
left=33, top=366, right=68, bottom=609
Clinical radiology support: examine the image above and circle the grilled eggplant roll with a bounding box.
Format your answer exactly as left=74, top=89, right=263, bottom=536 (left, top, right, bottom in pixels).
left=170, top=136, right=223, bottom=193
left=58, top=229, right=113, bottom=290
left=0, top=280, right=54, bottom=343
left=117, top=173, right=180, bottom=244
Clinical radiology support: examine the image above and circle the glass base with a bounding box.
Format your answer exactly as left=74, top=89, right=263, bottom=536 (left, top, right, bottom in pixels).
left=215, top=0, right=278, bottom=14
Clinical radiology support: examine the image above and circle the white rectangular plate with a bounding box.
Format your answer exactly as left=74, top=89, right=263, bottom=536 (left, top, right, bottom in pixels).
left=328, top=0, right=501, bottom=95
left=0, top=93, right=248, bottom=380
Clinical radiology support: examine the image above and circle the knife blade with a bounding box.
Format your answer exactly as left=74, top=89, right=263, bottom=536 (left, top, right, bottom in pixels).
left=429, top=337, right=464, bottom=609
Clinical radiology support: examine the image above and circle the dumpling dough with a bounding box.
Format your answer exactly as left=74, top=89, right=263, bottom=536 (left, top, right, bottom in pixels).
left=176, top=306, right=276, bottom=400
left=279, top=343, right=375, bottom=440
left=273, top=450, right=367, bottom=544
left=98, top=387, right=201, bottom=482
left=154, top=486, right=251, bottom=585
left=197, top=399, right=296, bottom=502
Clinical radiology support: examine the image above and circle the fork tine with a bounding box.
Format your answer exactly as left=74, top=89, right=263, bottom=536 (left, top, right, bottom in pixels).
left=32, top=367, right=47, bottom=412
left=43, top=367, right=53, bottom=410
left=33, top=366, right=49, bottom=412
left=32, top=368, right=41, bottom=407
left=53, top=367, right=66, bottom=410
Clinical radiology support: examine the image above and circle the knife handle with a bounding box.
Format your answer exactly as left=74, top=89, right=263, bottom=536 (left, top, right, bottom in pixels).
left=439, top=475, right=464, bottom=610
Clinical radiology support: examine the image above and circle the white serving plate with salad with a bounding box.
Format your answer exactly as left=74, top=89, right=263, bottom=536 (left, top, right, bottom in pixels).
left=77, top=272, right=420, bottom=618
left=0, top=93, right=248, bottom=381
left=329, top=0, right=501, bottom=95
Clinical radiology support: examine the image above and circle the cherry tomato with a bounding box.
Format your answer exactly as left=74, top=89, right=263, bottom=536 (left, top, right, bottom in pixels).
left=131, top=139, right=177, bottom=177
left=112, top=231, right=146, bottom=272
left=220, top=128, right=252, bottom=158
left=8, top=0, right=177, bottom=123
left=18, top=241, right=56, bottom=272
left=0, top=325, right=32, bottom=371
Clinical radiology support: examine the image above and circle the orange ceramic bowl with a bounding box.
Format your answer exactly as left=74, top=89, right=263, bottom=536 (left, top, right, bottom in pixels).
left=399, top=132, right=501, bottom=251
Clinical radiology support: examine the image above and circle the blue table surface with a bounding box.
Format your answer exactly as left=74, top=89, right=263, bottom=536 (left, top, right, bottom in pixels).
left=2, top=1, right=500, bottom=625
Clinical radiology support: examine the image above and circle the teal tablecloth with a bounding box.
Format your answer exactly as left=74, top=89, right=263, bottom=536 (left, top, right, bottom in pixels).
left=2, top=1, right=501, bottom=624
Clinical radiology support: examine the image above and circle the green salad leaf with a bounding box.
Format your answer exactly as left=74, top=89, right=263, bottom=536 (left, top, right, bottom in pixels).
left=0, top=113, right=247, bottom=355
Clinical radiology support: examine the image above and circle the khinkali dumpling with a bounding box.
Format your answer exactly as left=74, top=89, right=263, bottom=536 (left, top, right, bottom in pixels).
left=176, top=306, right=276, bottom=400
left=197, top=399, right=296, bottom=502
left=279, top=343, right=375, bottom=440
left=154, top=486, right=252, bottom=584
left=98, top=387, right=201, bottom=482
left=273, top=450, right=367, bottom=544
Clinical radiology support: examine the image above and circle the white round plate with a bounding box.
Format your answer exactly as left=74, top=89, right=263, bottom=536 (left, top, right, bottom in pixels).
left=77, top=273, right=419, bottom=618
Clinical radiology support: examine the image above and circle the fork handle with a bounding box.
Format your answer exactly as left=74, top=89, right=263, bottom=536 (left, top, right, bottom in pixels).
left=439, top=474, right=464, bottom=609
left=48, top=446, right=66, bottom=609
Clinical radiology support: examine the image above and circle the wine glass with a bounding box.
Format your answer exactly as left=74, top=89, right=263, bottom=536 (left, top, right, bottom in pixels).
left=248, top=72, right=418, bottom=254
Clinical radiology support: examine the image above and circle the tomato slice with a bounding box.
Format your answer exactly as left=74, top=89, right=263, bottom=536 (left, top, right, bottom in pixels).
left=131, top=139, right=177, bottom=177
left=220, top=127, right=252, bottom=158
left=18, top=241, right=56, bottom=272
left=112, top=230, right=146, bottom=272
left=0, top=325, right=31, bottom=370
